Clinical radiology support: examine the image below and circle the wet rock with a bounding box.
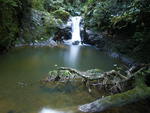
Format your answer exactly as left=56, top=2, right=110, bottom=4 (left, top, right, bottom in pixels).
left=63, top=27, right=72, bottom=40
left=72, top=41, right=80, bottom=45
left=53, top=17, right=72, bottom=42
left=31, top=9, right=45, bottom=26
left=54, top=76, right=61, bottom=81
left=82, top=29, right=106, bottom=49
left=53, top=27, right=72, bottom=42
left=15, top=38, right=58, bottom=47
left=74, top=12, right=81, bottom=16
left=41, top=70, right=75, bottom=83
left=20, top=9, right=65, bottom=45
left=30, top=39, right=58, bottom=47
left=48, top=39, right=58, bottom=47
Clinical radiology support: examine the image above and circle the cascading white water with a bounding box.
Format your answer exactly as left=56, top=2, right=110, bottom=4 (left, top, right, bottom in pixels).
left=63, top=16, right=82, bottom=65
left=71, top=16, right=82, bottom=42
left=39, top=108, right=66, bottom=113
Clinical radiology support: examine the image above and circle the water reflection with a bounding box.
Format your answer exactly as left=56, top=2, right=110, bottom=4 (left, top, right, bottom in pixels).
left=68, top=45, right=80, bottom=67
left=39, top=108, right=69, bottom=113
left=0, top=46, right=126, bottom=113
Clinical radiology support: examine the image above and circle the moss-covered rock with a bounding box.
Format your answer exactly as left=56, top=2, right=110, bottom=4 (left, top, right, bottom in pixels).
left=41, top=69, right=77, bottom=83
left=31, top=0, right=44, bottom=11
left=52, top=9, right=70, bottom=22
left=21, top=9, right=64, bottom=43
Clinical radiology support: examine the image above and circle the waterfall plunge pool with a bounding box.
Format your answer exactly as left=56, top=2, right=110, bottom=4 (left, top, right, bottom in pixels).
left=0, top=46, right=149, bottom=113
left=0, top=45, right=124, bottom=113
left=0, top=16, right=149, bottom=113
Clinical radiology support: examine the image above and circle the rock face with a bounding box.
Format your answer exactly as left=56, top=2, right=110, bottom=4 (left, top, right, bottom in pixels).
left=20, top=8, right=71, bottom=44
left=53, top=17, right=72, bottom=42
left=21, top=9, right=62, bottom=43
left=48, top=39, right=58, bottom=47
left=82, top=29, right=106, bottom=49
left=53, top=27, right=72, bottom=41
left=31, top=9, right=45, bottom=26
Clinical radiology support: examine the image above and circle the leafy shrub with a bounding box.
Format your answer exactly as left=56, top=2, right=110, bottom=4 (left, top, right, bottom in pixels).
left=0, top=0, right=20, bottom=50
left=52, top=9, right=70, bottom=21
left=31, top=0, right=44, bottom=10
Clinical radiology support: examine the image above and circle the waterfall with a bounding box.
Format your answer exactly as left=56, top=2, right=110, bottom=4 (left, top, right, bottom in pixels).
left=63, top=16, right=82, bottom=45
left=71, top=16, right=82, bottom=43
left=62, top=17, right=82, bottom=66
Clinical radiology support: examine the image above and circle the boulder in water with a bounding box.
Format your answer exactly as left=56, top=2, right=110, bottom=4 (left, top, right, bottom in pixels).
left=72, top=41, right=80, bottom=45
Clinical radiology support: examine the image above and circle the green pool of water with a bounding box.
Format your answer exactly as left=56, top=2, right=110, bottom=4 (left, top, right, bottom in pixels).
left=0, top=45, right=149, bottom=113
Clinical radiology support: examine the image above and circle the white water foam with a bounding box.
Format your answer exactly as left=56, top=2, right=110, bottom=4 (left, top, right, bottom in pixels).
left=39, top=108, right=66, bottom=113
left=71, top=16, right=82, bottom=42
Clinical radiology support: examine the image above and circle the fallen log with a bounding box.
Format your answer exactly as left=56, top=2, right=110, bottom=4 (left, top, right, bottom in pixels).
left=79, top=86, right=150, bottom=112
left=59, top=67, right=128, bottom=80
left=59, top=67, right=130, bottom=93
left=79, top=66, right=150, bottom=112
left=41, top=66, right=150, bottom=112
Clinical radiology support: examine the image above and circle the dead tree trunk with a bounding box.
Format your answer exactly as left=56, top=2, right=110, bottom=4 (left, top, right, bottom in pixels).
left=58, top=66, right=150, bottom=112
left=78, top=66, right=150, bottom=112
left=79, top=86, right=150, bottom=112
left=42, top=66, right=150, bottom=112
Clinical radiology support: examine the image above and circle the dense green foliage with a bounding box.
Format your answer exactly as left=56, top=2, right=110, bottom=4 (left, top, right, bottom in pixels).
left=84, top=0, right=150, bottom=31
left=31, top=0, right=45, bottom=10
left=21, top=0, right=74, bottom=43
left=84, top=0, right=150, bottom=62
left=44, top=0, right=86, bottom=15
left=0, top=0, right=21, bottom=52
left=0, top=0, right=85, bottom=52
left=0, top=0, right=149, bottom=62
